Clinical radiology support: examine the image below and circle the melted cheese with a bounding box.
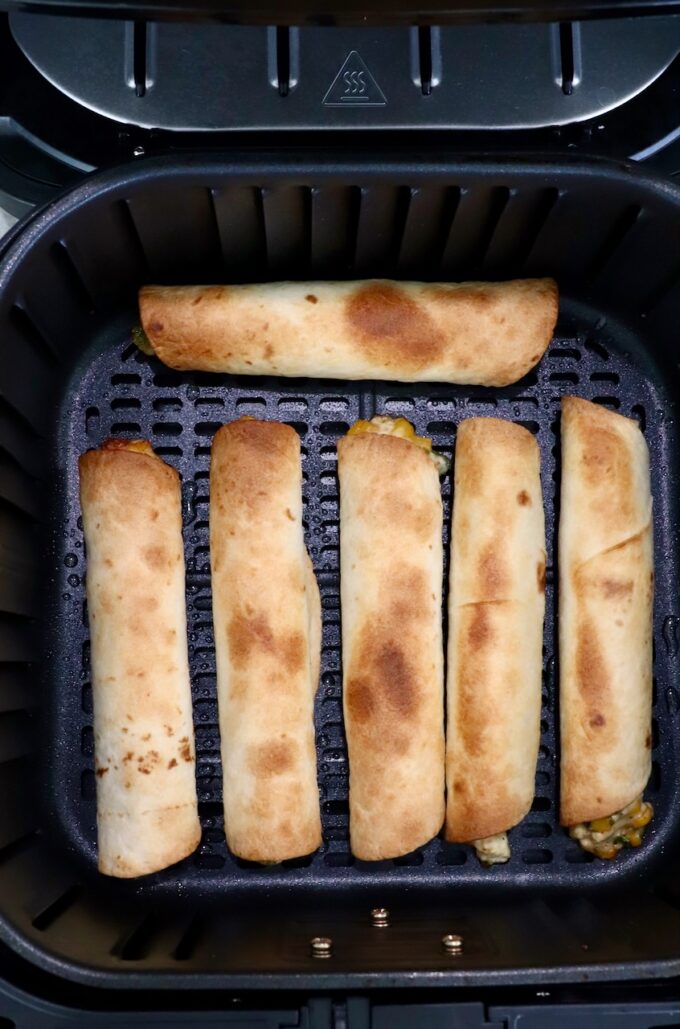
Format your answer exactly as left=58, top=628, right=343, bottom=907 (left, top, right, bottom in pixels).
left=348, top=416, right=449, bottom=474
left=473, top=832, right=511, bottom=866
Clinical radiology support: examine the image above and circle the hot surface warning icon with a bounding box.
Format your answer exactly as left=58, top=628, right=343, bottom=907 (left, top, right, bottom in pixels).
left=322, top=51, right=387, bottom=107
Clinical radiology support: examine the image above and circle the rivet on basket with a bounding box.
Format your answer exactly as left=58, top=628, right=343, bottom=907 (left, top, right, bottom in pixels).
left=370, top=907, right=390, bottom=927
left=442, top=933, right=464, bottom=954
left=310, top=936, right=333, bottom=958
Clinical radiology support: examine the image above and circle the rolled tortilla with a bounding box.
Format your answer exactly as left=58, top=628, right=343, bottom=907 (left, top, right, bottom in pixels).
left=210, top=419, right=322, bottom=862
left=139, top=278, right=558, bottom=387
left=445, top=419, right=545, bottom=865
left=79, top=440, right=200, bottom=878
left=560, top=397, right=654, bottom=858
left=338, top=418, right=446, bottom=860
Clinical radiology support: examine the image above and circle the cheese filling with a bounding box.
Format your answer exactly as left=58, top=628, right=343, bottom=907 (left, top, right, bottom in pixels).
left=473, top=832, right=511, bottom=866
left=347, top=416, right=450, bottom=474
left=569, top=797, right=653, bottom=859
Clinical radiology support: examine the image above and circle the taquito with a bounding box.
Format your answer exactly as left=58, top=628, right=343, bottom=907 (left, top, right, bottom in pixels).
left=210, top=419, right=322, bottom=862
left=79, top=439, right=200, bottom=878
left=560, top=396, right=654, bottom=858
left=139, top=278, right=558, bottom=388
left=445, top=418, right=546, bottom=865
left=338, top=416, right=446, bottom=860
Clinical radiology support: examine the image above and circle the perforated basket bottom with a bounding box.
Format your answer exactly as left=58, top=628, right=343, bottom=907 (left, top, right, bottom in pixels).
left=51, top=303, right=677, bottom=898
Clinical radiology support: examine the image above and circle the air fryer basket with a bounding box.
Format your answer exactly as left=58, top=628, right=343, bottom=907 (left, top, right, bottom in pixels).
left=0, top=154, right=678, bottom=990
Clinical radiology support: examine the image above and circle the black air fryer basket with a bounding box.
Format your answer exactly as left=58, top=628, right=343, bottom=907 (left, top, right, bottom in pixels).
left=0, top=153, right=677, bottom=994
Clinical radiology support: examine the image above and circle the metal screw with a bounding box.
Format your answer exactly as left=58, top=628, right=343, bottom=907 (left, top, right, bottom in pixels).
left=370, top=907, right=390, bottom=927
left=442, top=933, right=463, bottom=954
left=133, top=145, right=145, bottom=157
left=310, top=936, right=333, bottom=959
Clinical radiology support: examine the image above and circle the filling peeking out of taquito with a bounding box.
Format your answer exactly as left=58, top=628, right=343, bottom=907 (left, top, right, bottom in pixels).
left=559, top=397, right=654, bottom=860
left=347, top=415, right=450, bottom=473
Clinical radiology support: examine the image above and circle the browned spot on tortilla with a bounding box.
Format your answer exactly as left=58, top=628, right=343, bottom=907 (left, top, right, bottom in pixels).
left=285, top=507, right=295, bottom=521
left=168, top=757, right=178, bottom=768
left=280, top=632, right=305, bottom=673
left=576, top=619, right=610, bottom=716
left=578, top=423, right=635, bottom=534
left=121, top=727, right=128, bottom=734
left=228, top=610, right=274, bottom=667
left=227, top=611, right=304, bottom=674
left=305, top=294, right=318, bottom=304
left=589, top=712, right=606, bottom=728
left=95, top=766, right=109, bottom=776
left=149, top=321, right=163, bottom=333
left=478, top=544, right=508, bottom=597
left=346, top=678, right=374, bottom=724
left=180, top=739, right=192, bottom=762
left=346, top=626, right=418, bottom=735
left=191, top=295, right=204, bottom=306
left=645, top=732, right=652, bottom=749
left=517, top=490, right=531, bottom=506
left=123, top=752, right=134, bottom=763
left=389, top=566, right=430, bottom=623
left=601, top=578, right=634, bottom=599
left=142, top=733, right=151, bottom=741
left=345, top=282, right=444, bottom=368
left=248, top=739, right=295, bottom=778
left=143, top=545, right=171, bottom=571
left=164, top=724, right=174, bottom=737
left=453, top=779, right=466, bottom=794
left=104, top=557, right=113, bottom=567
left=264, top=344, right=274, bottom=359
left=467, top=605, right=493, bottom=651
left=138, top=767, right=151, bottom=774
left=537, top=560, right=546, bottom=594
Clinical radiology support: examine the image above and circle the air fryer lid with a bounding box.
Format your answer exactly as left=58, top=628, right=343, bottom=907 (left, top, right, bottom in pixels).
left=1, top=0, right=680, bottom=22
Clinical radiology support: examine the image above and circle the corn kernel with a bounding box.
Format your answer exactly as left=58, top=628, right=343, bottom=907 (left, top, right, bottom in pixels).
left=629, top=799, right=642, bottom=816
left=628, top=831, right=642, bottom=847
left=589, top=817, right=612, bottom=833
left=631, top=808, right=652, bottom=829
left=348, top=416, right=433, bottom=454
left=597, top=843, right=619, bottom=859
